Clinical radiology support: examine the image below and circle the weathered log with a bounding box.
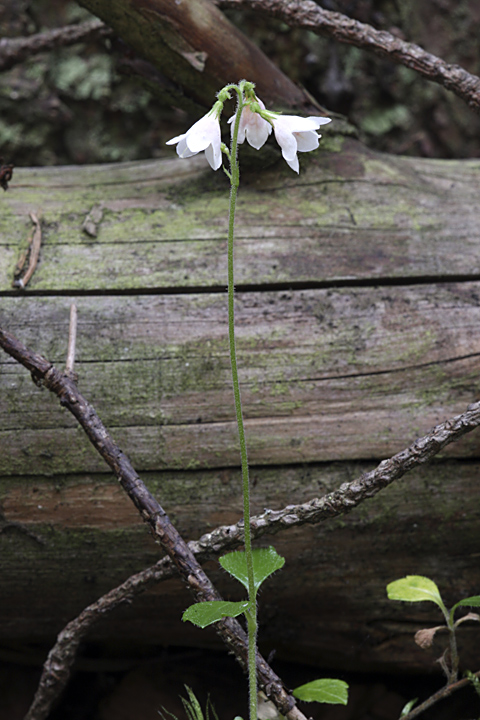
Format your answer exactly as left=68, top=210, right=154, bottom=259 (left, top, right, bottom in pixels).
left=1, top=138, right=480, bottom=672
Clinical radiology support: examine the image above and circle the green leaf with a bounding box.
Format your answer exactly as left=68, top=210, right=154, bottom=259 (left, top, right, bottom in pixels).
left=453, top=595, right=480, bottom=610
left=292, top=679, right=348, bottom=705
left=181, top=686, right=204, bottom=720
left=400, top=698, right=418, bottom=716
left=450, top=594, right=480, bottom=624
left=219, top=546, right=285, bottom=594
left=182, top=600, right=249, bottom=628
left=386, top=576, right=444, bottom=610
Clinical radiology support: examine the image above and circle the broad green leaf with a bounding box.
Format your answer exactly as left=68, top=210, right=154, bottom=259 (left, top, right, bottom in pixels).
left=220, top=547, right=285, bottom=594
left=386, top=576, right=444, bottom=610
left=182, top=600, right=249, bottom=628
left=400, top=698, right=418, bottom=716
left=292, top=679, right=348, bottom=705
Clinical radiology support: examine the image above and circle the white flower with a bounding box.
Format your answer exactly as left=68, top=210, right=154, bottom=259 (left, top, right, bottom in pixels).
left=229, top=98, right=272, bottom=150
left=270, top=115, right=332, bottom=173
left=166, top=110, right=222, bottom=170
left=230, top=96, right=331, bottom=173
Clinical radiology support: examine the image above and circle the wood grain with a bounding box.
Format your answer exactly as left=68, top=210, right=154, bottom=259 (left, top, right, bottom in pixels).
left=1, top=140, right=480, bottom=291
left=2, top=282, right=480, bottom=475
left=1, top=140, right=480, bottom=672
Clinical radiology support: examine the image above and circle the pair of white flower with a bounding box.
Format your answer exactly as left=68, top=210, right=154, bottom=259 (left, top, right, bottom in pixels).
left=167, top=98, right=331, bottom=174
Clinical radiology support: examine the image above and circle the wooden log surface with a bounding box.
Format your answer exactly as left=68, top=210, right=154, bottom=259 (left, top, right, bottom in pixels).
left=1, top=137, right=480, bottom=672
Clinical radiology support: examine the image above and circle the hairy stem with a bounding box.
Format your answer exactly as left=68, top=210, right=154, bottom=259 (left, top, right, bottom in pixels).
left=228, top=86, right=258, bottom=720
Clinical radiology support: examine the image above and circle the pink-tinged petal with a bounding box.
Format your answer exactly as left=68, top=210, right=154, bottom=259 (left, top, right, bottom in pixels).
left=245, top=111, right=271, bottom=149
left=229, top=99, right=272, bottom=150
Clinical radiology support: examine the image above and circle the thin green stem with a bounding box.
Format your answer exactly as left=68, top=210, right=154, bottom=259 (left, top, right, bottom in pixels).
left=442, top=604, right=459, bottom=683
left=227, top=85, right=258, bottom=720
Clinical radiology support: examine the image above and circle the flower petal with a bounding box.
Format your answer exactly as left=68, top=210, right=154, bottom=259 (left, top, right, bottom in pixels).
left=205, top=140, right=222, bottom=170
left=229, top=98, right=272, bottom=150
left=166, top=133, right=186, bottom=146
left=166, top=110, right=222, bottom=170
left=176, top=137, right=197, bottom=159
left=295, top=131, right=320, bottom=153
left=285, top=155, right=300, bottom=173
left=271, top=114, right=331, bottom=172
left=272, top=117, right=299, bottom=161
left=185, top=114, right=221, bottom=153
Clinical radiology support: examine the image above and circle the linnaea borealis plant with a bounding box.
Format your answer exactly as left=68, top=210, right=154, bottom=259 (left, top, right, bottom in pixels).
left=166, top=81, right=347, bottom=720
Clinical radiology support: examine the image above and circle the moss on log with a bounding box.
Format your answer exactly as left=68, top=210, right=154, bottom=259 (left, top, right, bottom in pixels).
left=1, top=139, right=480, bottom=671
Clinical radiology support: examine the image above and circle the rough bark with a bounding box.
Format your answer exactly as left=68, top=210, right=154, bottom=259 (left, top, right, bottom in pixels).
left=1, top=138, right=480, bottom=672
left=75, top=0, right=323, bottom=114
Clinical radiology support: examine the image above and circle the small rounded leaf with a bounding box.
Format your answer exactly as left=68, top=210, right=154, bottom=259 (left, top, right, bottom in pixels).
left=220, top=547, right=285, bottom=594
left=293, top=679, right=348, bottom=705
left=182, top=600, right=249, bottom=628
left=387, top=576, right=444, bottom=609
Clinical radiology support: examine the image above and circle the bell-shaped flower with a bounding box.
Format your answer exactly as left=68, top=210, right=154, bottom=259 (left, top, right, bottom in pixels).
left=229, top=98, right=272, bottom=150
left=270, top=115, right=332, bottom=173
left=166, top=109, right=222, bottom=170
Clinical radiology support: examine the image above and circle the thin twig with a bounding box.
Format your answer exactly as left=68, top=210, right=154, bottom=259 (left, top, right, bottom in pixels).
left=400, top=670, right=480, bottom=719
left=0, top=325, right=303, bottom=720
left=65, top=304, right=77, bottom=379
left=216, top=0, right=480, bottom=113
left=12, top=213, right=42, bottom=289
left=22, top=560, right=171, bottom=720
left=0, top=19, right=112, bottom=72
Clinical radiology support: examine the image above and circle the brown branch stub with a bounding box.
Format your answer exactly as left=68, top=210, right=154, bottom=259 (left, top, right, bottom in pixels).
left=12, top=213, right=42, bottom=289
left=217, top=0, right=480, bottom=113
left=0, top=158, right=14, bottom=191
left=65, top=304, right=78, bottom=380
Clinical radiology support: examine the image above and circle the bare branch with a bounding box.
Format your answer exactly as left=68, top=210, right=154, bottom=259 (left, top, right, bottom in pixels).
left=23, top=560, right=170, bottom=720
left=216, top=0, right=480, bottom=113
left=0, top=19, right=112, bottom=73
left=400, top=669, right=480, bottom=719
left=0, top=324, right=303, bottom=720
